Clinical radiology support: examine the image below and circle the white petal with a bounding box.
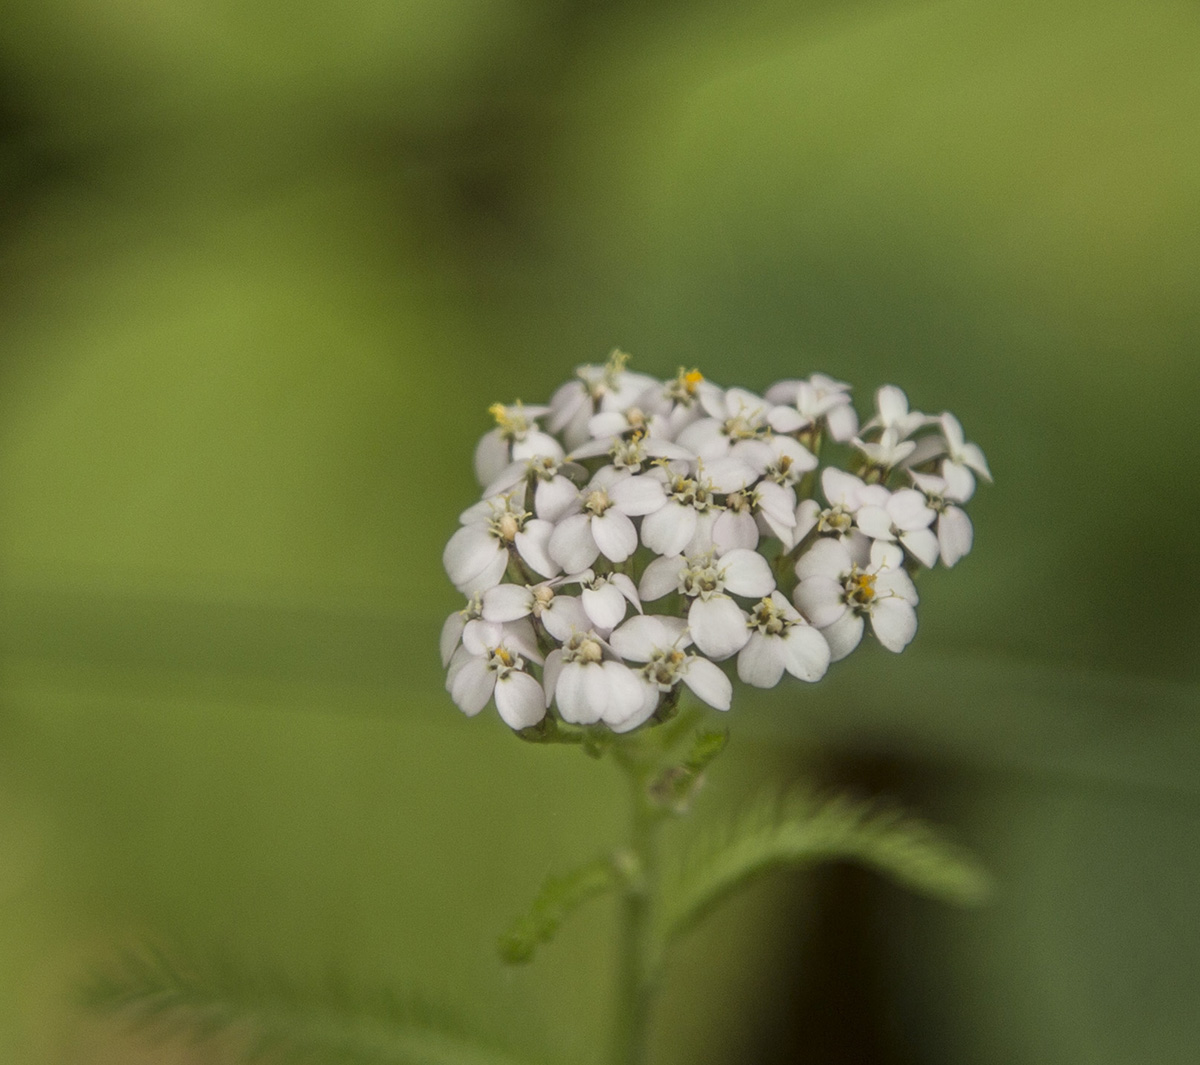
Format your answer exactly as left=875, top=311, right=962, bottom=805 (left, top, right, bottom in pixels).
left=443, top=525, right=504, bottom=592
left=764, top=380, right=801, bottom=405
left=938, top=507, right=974, bottom=567
left=599, top=661, right=648, bottom=727
left=939, top=411, right=965, bottom=453
left=681, top=657, right=732, bottom=711
left=821, top=467, right=865, bottom=509
left=591, top=510, right=638, bottom=562
left=855, top=505, right=896, bottom=541
left=675, top=419, right=727, bottom=460
left=639, top=554, right=684, bottom=601
left=458, top=497, right=498, bottom=525
left=870, top=598, right=918, bottom=652
left=495, top=672, right=546, bottom=729
left=609, top=572, right=642, bottom=612
left=512, top=431, right=565, bottom=463
left=582, top=583, right=627, bottom=631
left=791, top=499, right=820, bottom=546
left=704, top=457, right=758, bottom=493
left=821, top=610, right=864, bottom=661
left=589, top=465, right=631, bottom=492
left=549, top=514, right=600, bottom=573
left=609, top=475, right=667, bottom=516
left=961, top=442, right=992, bottom=481
left=482, top=583, right=534, bottom=623
left=440, top=611, right=466, bottom=668
left=563, top=662, right=610, bottom=724
left=767, top=405, right=805, bottom=433
left=941, top=460, right=976, bottom=502
left=794, top=537, right=851, bottom=581
left=588, top=411, right=630, bottom=438
left=712, top=509, right=759, bottom=553
left=737, top=634, right=785, bottom=689
left=444, top=644, right=471, bottom=690
left=473, top=428, right=509, bottom=487
left=504, top=617, right=544, bottom=664
left=869, top=539, right=905, bottom=572
left=450, top=658, right=496, bottom=716
left=482, top=461, right=528, bottom=499
left=542, top=649, right=563, bottom=706
left=683, top=509, right=718, bottom=556
left=642, top=438, right=696, bottom=462
left=541, top=595, right=590, bottom=643
left=688, top=596, right=750, bottom=660
left=756, top=481, right=797, bottom=526
left=609, top=680, right=663, bottom=733
left=825, top=403, right=858, bottom=442
left=462, top=619, right=504, bottom=656
left=610, top=615, right=688, bottom=661
left=640, top=502, right=697, bottom=556
left=719, top=549, right=776, bottom=597
left=903, top=433, right=946, bottom=468
left=549, top=379, right=588, bottom=432
left=536, top=476, right=581, bottom=522
left=516, top=520, right=562, bottom=578
left=876, top=385, right=910, bottom=426
left=793, top=576, right=846, bottom=628
left=729, top=439, right=775, bottom=473
left=568, top=436, right=614, bottom=461
left=875, top=566, right=918, bottom=606
left=900, top=528, right=940, bottom=569
left=781, top=626, right=830, bottom=682
left=857, top=484, right=890, bottom=508
left=889, top=489, right=936, bottom=531
left=769, top=435, right=817, bottom=475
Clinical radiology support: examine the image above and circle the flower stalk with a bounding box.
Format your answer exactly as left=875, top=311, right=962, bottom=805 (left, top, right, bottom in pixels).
left=611, top=735, right=668, bottom=1065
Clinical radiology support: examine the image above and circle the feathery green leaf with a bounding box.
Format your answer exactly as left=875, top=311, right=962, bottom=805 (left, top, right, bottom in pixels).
left=84, top=946, right=546, bottom=1065
left=648, top=729, right=729, bottom=813
left=662, top=791, right=992, bottom=945
left=498, top=856, right=622, bottom=965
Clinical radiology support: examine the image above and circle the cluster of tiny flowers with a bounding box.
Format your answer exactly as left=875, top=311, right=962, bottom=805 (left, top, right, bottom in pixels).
left=442, top=351, right=990, bottom=735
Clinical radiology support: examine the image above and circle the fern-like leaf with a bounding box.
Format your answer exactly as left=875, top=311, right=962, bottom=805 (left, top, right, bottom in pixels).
left=84, top=946, right=546, bottom=1065
left=662, top=791, right=992, bottom=945
left=647, top=729, right=729, bottom=813
left=498, top=857, right=621, bottom=965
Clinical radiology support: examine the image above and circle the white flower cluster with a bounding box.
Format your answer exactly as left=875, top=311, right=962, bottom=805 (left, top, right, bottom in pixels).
left=442, top=352, right=990, bottom=735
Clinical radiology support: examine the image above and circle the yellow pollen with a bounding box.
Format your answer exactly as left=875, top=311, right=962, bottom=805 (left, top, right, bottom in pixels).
left=684, top=369, right=703, bottom=391
left=851, top=573, right=876, bottom=600
left=495, top=648, right=514, bottom=667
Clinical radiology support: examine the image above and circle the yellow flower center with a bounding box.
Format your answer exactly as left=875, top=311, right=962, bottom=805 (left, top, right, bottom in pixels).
left=846, top=571, right=876, bottom=606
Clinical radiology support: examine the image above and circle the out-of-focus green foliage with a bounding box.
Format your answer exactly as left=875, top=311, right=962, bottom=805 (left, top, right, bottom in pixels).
left=0, top=0, right=1197, bottom=1062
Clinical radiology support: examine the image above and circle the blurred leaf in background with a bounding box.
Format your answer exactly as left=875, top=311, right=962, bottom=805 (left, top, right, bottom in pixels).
left=0, top=0, right=1197, bottom=1062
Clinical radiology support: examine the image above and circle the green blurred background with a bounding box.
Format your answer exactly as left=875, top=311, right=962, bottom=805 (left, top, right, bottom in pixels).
left=0, top=0, right=1197, bottom=1061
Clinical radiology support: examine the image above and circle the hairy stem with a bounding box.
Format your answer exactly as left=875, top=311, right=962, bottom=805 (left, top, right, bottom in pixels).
left=611, top=745, right=664, bottom=1065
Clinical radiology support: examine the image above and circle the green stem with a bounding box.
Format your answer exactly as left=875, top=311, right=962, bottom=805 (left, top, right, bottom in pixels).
left=611, top=745, right=664, bottom=1065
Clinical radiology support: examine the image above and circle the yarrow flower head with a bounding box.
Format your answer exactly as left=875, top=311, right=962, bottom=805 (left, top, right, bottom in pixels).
left=442, top=355, right=991, bottom=734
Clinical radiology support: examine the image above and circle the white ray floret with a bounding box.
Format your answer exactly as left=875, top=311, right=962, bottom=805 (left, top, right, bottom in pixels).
left=543, top=631, right=646, bottom=728
left=609, top=614, right=733, bottom=728
left=737, top=592, right=831, bottom=688
left=853, top=487, right=939, bottom=568
left=910, top=471, right=974, bottom=567
left=443, top=495, right=560, bottom=594
left=793, top=538, right=919, bottom=660
left=765, top=373, right=859, bottom=442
